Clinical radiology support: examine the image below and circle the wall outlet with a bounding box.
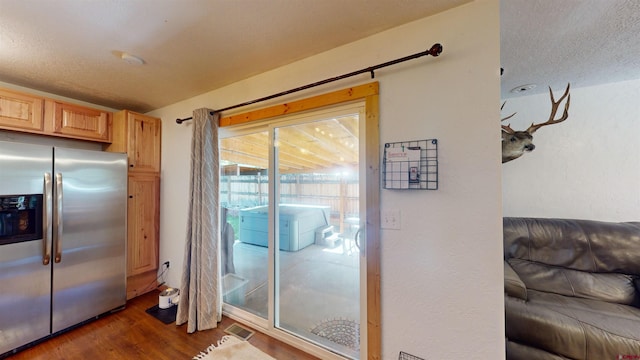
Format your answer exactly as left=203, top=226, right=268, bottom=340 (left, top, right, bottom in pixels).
left=381, top=209, right=401, bottom=230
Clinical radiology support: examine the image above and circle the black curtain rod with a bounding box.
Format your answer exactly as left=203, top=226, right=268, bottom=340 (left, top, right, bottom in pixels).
left=176, top=43, right=443, bottom=124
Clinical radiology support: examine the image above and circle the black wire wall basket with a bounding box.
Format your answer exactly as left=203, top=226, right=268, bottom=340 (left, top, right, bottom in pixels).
left=383, top=139, right=438, bottom=190
left=398, top=351, right=425, bottom=360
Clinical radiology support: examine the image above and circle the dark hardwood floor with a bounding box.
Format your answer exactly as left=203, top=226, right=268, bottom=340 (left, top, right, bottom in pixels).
left=6, top=290, right=319, bottom=360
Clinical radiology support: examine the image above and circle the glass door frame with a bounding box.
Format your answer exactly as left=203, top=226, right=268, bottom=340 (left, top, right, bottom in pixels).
left=219, top=82, right=381, bottom=360
left=269, top=104, right=363, bottom=359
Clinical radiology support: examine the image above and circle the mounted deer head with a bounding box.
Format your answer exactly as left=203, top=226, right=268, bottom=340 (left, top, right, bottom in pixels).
left=501, top=83, right=571, bottom=163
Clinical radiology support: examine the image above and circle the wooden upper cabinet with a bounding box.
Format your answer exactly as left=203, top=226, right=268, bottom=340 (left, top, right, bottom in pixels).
left=107, top=110, right=161, bottom=173
left=0, top=88, right=45, bottom=132
left=47, top=100, right=112, bottom=142
left=128, top=113, right=161, bottom=172
left=0, top=86, right=113, bottom=143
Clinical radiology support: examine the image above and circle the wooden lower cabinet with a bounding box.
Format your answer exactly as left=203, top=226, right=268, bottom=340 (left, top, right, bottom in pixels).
left=126, top=174, right=160, bottom=299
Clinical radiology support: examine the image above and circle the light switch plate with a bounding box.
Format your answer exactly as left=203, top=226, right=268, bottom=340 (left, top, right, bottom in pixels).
left=381, top=209, right=401, bottom=230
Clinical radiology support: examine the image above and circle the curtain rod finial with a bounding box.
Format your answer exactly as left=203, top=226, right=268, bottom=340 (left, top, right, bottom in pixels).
left=428, top=43, right=443, bottom=57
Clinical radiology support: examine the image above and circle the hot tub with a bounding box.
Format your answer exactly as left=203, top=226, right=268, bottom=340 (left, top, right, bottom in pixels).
left=239, top=204, right=330, bottom=251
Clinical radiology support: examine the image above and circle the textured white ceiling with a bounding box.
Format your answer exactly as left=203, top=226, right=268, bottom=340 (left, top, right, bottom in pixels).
left=1, top=1, right=638, bottom=113
left=500, top=0, right=640, bottom=99
left=0, top=0, right=470, bottom=112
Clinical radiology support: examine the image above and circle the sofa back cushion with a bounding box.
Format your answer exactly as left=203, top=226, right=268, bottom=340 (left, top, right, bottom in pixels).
left=504, top=217, right=640, bottom=275
left=504, top=261, right=528, bottom=300
left=508, top=258, right=638, bottom=305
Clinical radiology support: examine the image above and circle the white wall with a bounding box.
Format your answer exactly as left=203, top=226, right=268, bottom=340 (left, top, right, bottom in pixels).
left=502, top=79, right=640, bottom=221
left=149, top=1, right=504, bottom=359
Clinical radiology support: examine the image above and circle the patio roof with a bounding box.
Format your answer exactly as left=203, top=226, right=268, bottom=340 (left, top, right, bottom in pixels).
left=220, top=114, right=359, bottom=174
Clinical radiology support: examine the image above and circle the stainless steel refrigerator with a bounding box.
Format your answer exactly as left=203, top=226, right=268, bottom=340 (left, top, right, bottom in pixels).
left=0, top=141, right=127, bottom=355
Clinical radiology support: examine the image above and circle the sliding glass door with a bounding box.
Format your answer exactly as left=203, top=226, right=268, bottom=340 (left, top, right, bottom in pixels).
left=220, top=103, right=366, bottom=359
left=274, top=113, right=361, bottom=358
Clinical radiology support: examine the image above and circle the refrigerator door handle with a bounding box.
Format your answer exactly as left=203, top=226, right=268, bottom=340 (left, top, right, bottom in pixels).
left=54, top=172, right=63, bottom=263
left=42, top=172, right=52, bottom=265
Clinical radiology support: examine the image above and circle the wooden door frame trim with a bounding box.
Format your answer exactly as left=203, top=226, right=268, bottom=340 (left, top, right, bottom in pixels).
left=220, top=82, right=381, bottom=360
left=219, top=82, right=379, bottom=127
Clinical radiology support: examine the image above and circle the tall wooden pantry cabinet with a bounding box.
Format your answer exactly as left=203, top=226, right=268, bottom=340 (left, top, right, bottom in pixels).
left=104, top=110, right=161, bottom=300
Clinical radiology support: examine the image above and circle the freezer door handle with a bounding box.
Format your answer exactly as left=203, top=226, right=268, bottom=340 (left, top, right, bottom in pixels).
left=42, top=172, right=52, bottom=265
left=54, top=172, right=63, bottom=263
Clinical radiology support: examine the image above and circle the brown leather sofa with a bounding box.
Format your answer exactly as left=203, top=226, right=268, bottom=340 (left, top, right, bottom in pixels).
left=503, top=217, right=640, bottom=359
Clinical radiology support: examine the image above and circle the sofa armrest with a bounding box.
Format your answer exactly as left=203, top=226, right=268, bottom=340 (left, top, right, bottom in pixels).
left=505, top=260, right=527, bottom=300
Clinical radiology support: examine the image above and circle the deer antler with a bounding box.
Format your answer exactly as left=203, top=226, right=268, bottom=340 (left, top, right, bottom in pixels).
left=526, top=83, right=571, bottom=134
left=501, top=123, right=516, bottom=134
left=501, top=101, right=517, bottom=134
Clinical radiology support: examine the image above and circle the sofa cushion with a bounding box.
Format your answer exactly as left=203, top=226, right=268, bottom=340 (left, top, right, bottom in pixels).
left=505, top=290, right=640, bottom=359
left=508, top=258, right=637, bottom=305
left=505, top=261, right=528, bottom=300
left=506, top=340, right=573, bottom=360
left=504, top=218, right=640, bottom=274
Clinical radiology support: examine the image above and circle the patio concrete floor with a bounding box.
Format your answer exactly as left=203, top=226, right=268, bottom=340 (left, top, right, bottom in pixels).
left=226, top=239, right=361, bottom=356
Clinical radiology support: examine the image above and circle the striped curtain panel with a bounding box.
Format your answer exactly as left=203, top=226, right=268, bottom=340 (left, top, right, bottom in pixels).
left=176, top=108, right=222, bottom=333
